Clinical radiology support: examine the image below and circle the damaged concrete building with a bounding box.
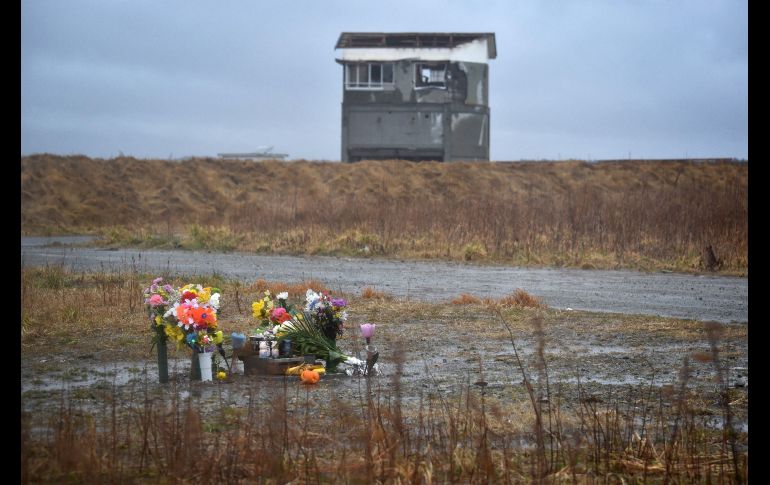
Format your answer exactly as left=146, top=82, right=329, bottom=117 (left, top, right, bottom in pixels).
left=335, top=32, right=497, bottom=162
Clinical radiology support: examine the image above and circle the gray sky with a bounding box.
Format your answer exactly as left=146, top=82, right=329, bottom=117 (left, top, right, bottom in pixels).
left=21, top=0, right=747, bottom=161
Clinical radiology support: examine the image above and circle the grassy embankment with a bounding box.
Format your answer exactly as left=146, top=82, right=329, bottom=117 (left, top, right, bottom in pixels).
left=21, top=155, right=748, bottom=275
left=21, top=267, right=748, bottom=483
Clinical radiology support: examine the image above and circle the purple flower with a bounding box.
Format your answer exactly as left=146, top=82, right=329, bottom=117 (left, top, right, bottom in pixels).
left=153, top=277, right=163, bottom=285
left=360, top=323, right=376, bottom=339
left=331, top=298, right=347, bottom=308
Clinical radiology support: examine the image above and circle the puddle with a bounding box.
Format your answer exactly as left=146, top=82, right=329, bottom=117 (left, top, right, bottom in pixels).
left=21, top=358, right=190, bottom=393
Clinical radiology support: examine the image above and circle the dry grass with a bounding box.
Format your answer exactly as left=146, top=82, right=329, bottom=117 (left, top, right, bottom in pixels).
left=21, top=155, right=747, bottom=274
left=360, top=286, right=394, bottom=300
left=451, top=289, right=545, bottom=308
left=496, top=288, right=546, bottom=308
left=451, top=293, right=483, bottom=305
left=249, top=278, right=331, bottom=298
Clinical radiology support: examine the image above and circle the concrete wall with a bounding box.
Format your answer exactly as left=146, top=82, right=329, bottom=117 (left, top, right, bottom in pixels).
left=341, top=60, right=490, bottom=162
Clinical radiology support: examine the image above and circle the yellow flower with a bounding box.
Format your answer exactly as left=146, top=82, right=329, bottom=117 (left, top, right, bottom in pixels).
left=252, top=300, right=265, bottom=318
left=217, top=371, right=227, bottom=380
left=198, top=287, right=211, bottom=303
left=213, top=330, right=224, bottom=345
left=155, top=316, right=163, bottom=326
left=164, top=325, right=185, bottom=343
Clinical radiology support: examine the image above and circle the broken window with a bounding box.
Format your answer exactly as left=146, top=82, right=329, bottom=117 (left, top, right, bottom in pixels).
left=415, top=63, right=447, bottom=88
left=345, top=63, right=395, bottom=90
left=383, top=64, right=394, bottom=83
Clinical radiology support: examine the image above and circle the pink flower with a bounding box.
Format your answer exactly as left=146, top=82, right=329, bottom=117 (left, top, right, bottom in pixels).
left=270, top=307, right=291, bottom=323
left=149, top=294, right=164, bottom=307
left=360, top=323, right=376, bottom=339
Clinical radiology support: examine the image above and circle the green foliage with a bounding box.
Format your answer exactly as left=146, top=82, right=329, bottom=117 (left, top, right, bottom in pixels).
left=278, top=312, right=347, bottom=371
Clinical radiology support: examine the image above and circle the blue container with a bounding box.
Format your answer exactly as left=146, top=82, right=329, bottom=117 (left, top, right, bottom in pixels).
left=231, top=332, right=247, bottom=350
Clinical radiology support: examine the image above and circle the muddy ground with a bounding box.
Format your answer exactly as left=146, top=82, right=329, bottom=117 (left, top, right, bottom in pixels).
left=20, top=238, right=749, bottom=461
left=21, top=305, right=748, bottom=441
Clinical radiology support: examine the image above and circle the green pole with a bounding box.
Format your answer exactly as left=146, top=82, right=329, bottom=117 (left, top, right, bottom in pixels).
left=156, top=326, right=169, bottom=384
left=190, top=348, right=201, bottom=381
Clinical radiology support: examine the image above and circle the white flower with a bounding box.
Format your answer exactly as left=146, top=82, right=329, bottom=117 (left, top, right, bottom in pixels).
left=340, top=310, right=348, bottom=322
left=164, top=303, right=178, bottom=319
left=209, top=293, right=220, bottom=309
left=305, top=289, right=320, bottom=311
left=277, top=292, right=288, bottom=300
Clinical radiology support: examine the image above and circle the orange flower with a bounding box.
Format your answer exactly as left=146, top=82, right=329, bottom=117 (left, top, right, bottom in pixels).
left=202, top=309, right=217, bottom=327
left=190, top=306, right=217, bottom=328
left=176, top=304, right=191, bottom=323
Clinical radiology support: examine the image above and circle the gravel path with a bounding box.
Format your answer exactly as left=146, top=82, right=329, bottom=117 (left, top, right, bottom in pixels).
left=21, top=237, right=747, bottom=323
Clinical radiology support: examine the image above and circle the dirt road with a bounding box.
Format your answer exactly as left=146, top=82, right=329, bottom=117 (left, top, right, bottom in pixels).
left=21, top=237, right=747, bottom=323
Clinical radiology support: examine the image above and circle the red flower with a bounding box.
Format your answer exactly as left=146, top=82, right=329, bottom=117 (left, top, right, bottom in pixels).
left=181, top=291, right=197, bottom=302
left=270, top=307, right=289, bottom=323
left=277, top=312, right=292, bottom=323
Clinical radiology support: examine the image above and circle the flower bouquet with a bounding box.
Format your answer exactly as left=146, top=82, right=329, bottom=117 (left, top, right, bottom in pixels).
left=167, top=284, right=224, bottom=381
left=143, top=277, right=180, bottom=383
left=251, top=290, right=301, bottom=356
left=145, top=279, right=225, bottom=382
left=248, top=287, right=352, bottom=370
left=252, top=290, right=297, bottom=329
left=269, top=289, right=350, bottom=371
left=303, top=289, right=348, bottom=342
left=276, top=312, right=349, bottom=371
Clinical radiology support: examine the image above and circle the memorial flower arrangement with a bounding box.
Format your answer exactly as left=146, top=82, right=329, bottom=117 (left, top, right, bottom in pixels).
left=252, top=290, right=296, bottom=324
left=266, top=289, right=348, bottom=370
left=143, top=277, right=180, bottom=339
left=144, top=278, right=226, bottom=382
left=278, top=312, right=348, bottom=371
left=144, top=279, right=224, bottom=352
left=304, top=289, right=348, bottom=340
left=165, top=283, right=224, bottom=353
left=251, top=290, right=302, bottom=337
left=248, top=287, right=351, bottom=370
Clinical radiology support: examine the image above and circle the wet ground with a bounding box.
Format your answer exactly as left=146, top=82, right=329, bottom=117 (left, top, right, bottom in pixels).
left=20, top=237, right=747, bottom=323
left=20, top=307, right=748, bottom=437
left=20, top=236, right=748, bottom=441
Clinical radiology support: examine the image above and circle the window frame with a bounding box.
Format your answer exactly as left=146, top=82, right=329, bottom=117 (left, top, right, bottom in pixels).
left=415, top=63, right=448, bottom=89
left=345, top=62, right=395, bottom=90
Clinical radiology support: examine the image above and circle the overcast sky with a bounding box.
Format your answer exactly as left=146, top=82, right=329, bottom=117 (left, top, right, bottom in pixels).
left=21, top=0, right=747, bottom=161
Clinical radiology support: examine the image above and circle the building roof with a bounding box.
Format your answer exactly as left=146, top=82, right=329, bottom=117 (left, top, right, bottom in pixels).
left=335, top=32, right=496, bottom=59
